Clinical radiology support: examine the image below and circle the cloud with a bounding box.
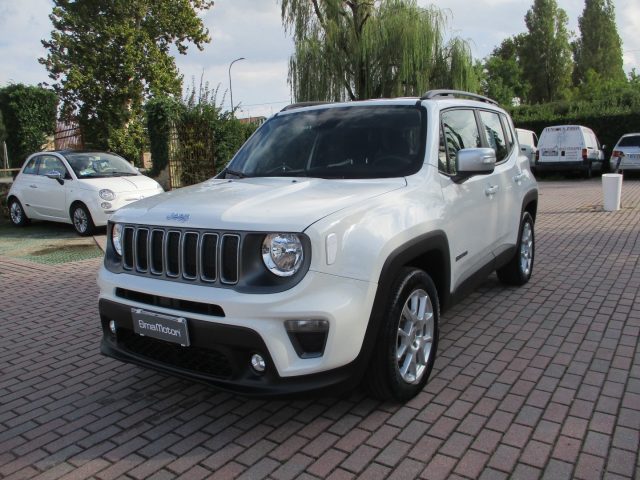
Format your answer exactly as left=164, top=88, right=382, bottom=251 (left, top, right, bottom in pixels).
left=1, top=0, right=637, bottom=112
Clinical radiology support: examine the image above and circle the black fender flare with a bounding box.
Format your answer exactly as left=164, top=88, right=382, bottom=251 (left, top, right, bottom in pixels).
left=521, top=188, right=538, bottom=220
left=350, top=230, right=450, bottom=381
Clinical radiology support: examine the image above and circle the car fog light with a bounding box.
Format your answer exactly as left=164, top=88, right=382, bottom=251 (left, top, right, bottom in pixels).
left=109, top=320, right=117, bottom=334
left=250, top=353, right=266, bottom=373
left=101, top=202, right=112, bottom=209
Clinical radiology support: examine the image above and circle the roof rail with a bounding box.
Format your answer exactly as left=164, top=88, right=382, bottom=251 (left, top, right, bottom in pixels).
left=280, top=101, right=332, bottom=112
left=420, top=90, right=499, bottom=105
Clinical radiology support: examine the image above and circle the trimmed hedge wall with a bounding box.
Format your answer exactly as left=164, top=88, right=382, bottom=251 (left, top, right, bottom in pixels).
left=0, top=84, right=58, bottom=168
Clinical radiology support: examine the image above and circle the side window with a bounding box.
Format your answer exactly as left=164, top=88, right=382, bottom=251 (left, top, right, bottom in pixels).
left=479, top=111, right=508, bottom=162
left=37, top=156, right=68, bottom=177
left=440, top=109, right=481, bottom=175
left=501, top=114, right=515, bottom=152
left=22, top=157, right=39, bottom=175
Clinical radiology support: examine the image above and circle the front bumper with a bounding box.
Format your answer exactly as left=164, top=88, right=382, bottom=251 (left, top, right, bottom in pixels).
left=100, top=299, right=361, bottom=396
left=97, top=266, right=377, bottom=395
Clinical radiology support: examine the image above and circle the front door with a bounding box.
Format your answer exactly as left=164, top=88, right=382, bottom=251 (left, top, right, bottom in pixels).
left=30, top=154, right=69, bottom=220
left=438, top=108, right=499, bottom=290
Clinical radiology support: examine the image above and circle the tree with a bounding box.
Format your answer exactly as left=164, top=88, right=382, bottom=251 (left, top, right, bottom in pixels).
left=482, top=35, right=529, bottom=105
left=281, top=0, right=478, bottom=102
left=573, top=0, right=625, bottom=86
left=521, top=0, right=573, bottom=103
left=40, top=0, right=214, bottom=163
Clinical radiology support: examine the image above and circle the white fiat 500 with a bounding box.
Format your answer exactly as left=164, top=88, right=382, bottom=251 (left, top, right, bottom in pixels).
left=7, top=151, right=164, bottom=235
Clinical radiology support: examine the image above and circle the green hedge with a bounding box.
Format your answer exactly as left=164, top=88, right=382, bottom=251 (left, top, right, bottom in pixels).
left=146, top=93, right=257, bottom=185
left=0, top=84, right=57, bottom=168
left=146, top=96, right=182, bottom=176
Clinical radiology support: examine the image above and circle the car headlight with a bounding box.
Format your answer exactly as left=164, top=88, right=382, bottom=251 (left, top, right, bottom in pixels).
left=112, top=223, right=123, bottom=256
left=262, top=233, right=304, bottom=277
left=99, top=189, right=116, bottom=201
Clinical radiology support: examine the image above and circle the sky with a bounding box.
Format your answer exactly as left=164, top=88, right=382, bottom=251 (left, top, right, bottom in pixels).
left=0, top=0, right=639, bottom=118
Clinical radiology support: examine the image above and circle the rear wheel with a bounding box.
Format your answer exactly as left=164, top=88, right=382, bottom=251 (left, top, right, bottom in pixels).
left=367, top=268, right=439, bottom=401
left=71, top=204, right=95, bottom=236
left=9, top=198, right=29, bottom=227
left=497, top=211, right=535, bottom=286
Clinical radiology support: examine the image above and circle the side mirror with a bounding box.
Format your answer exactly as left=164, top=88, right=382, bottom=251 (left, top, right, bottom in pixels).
left=454, top=148, right=496, bottom=182
left=45, top=170, right=64, bottom=185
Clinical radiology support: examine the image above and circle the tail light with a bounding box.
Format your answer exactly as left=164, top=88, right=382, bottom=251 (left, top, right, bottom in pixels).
left=581, top=148, right=588, bottom=160
left=612, top=150, right=624, bottom=158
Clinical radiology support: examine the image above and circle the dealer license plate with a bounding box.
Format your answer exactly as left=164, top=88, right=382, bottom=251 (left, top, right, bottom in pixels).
left=131, top=308, right=190, bottom=347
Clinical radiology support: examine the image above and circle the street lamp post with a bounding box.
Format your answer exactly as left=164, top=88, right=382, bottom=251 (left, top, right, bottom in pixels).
left=228, top=57, right=245, bottom=116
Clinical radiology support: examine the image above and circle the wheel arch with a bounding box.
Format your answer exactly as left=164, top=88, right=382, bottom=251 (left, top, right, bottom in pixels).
left=7, top=194, right=19, bottom=206
left=350, top=230, right=451, bottom=384
left=522, top=189, right=538, bottom=223
left=69, top=199, right=88, bottom=218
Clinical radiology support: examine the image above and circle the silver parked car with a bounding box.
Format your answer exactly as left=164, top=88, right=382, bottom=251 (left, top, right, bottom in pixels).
left=610, top=133, right=640, bottom=172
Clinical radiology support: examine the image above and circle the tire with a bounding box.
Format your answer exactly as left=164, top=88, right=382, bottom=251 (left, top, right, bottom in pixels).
left=8, top=198, right=30, bottom=227
left=71, top=204, right=96, bottom=236
left=366, top=268, right=439, bottom=401
left=497, top=211, right=535, bottom=286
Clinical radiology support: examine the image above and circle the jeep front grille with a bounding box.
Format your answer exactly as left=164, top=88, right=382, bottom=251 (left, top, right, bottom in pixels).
left=121, top=226, right=240, bottom=285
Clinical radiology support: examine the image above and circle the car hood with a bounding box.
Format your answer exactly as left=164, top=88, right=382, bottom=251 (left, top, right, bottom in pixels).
left=77, top=175, right=160, bottom=192
left=111, top=177, right=407, bottom=231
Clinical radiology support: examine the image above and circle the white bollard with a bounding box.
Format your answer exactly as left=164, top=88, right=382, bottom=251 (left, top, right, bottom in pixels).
left=602, top=173, right=623, bottom=211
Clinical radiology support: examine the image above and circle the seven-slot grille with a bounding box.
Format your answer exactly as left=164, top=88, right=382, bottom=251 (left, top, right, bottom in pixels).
left=121, top=226, right=240, bottom=285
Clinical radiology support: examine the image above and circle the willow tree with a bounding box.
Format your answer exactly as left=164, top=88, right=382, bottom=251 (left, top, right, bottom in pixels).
left=281, top=0, right=478, bottom=102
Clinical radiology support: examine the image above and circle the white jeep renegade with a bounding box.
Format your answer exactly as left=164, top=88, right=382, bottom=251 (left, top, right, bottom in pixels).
left=98, top=90, right=538, bottom=401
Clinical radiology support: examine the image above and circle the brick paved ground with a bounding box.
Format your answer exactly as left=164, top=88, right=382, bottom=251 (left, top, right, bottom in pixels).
left=1, top=178, right=639, bottom=480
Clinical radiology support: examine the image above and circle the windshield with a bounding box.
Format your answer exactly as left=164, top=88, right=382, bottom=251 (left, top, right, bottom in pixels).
left=65, top=152, right=139, bottom=178
left=225, top=105, right=426, bottom=179
left=618, top=135, right=640, bottom=148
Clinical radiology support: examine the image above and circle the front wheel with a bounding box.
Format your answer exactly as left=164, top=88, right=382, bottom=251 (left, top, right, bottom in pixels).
left=367, top=268, right=439, bottom=401
left=71, top=204, right=96, bottom=236
left=497, top=211, right=535, bottom=286
left=9, top=198, right=30, bottom=227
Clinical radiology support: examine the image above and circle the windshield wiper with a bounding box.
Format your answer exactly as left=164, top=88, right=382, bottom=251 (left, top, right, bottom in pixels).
left=223, top=168, right=251, bottom=179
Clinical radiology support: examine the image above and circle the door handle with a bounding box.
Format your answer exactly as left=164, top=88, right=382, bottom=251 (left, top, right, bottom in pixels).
left=485, top=185, right=499, bottom=196
left=29, top=184, right=38, bottom=188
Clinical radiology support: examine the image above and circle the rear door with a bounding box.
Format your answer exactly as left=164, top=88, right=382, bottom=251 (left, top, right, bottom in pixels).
left=479, top=110, right=524, bottom=253
left=538, top=126, right=582, bottom=165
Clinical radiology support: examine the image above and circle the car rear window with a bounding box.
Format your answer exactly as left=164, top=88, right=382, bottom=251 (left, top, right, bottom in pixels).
left=618, top=135, right=640, bottom=147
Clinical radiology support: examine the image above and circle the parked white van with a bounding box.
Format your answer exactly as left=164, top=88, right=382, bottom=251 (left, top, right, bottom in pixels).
left=535, top=125, right=605, bottom=177
left=516, top=128, right=538, bottom=169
